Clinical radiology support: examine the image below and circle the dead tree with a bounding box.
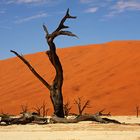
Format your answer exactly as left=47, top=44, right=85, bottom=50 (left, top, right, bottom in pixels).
left=33, top=105, right=43, bottom=116
left=20, top=104, right=29, bottom=114
left=11, top=9, right=77, bottom=118
left=50, top=114, right=121, bottom=124
left=63, top=101, right=72, bottom=117
left=74, top=97, right=90, bottom=115
left=136, top=106, right=139, bottom=118
left=10, top=9, right=122, bottom=124
left=42, top=101, right=49, bottom=117
left=97, top=109, right=111, bottom=116
left=33, top=101, right=49, bottom=117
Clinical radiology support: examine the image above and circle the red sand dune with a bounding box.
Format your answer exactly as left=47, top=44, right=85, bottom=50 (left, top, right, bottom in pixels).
left=0, top=40, right=140, bottom=115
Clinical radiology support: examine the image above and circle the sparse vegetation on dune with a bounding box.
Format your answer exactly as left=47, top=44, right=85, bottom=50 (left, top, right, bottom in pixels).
left=0, top=97, right=122, bottom=125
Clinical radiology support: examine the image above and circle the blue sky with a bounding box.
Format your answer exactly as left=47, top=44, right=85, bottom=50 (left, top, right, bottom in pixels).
left=0, top=0, right=140, bottom=59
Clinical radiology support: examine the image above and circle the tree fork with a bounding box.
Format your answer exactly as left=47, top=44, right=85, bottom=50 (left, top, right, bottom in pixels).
left=11, top=9, right=77, bottom=118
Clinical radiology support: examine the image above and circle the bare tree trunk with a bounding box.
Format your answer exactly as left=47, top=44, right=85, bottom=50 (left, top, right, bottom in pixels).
left=43, top=9, right=77, bottom=117
left=0, top=113, right=48, bottom=125
left=11, top=9, right=77, bottom=118
left=50, top=114, right=121, bottom=124
left=46, top=50, right=64, bottom=117
left=136, top=106, right=139, bottom=118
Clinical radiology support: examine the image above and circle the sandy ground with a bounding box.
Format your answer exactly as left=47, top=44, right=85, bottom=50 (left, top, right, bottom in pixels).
left=0, top=116, right=140, bottom=140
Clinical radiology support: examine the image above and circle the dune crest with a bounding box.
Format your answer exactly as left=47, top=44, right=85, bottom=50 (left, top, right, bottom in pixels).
left=0, top=40, right=140, bottom=115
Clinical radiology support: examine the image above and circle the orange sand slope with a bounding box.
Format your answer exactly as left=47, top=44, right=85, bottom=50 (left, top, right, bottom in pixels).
left=0, top=40, right=140, bottom=115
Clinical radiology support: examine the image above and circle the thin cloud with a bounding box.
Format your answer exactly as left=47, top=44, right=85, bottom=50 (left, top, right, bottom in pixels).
left=0, top=26, right=11, bottom=30
left=80, top=0, right=93, bottom=4
left=80, top=0, right=140, bottom=18
left=106, top=0, right=140, bottom=17
left=80, top=0, right=112, bottom=6
left=112, top=1, right=140, bottom=12
left=113, top=0, right=140, bottom=11
left=3, top=0, right=51, bottom=4
left=0, top=10, right=6, bottom=14
left=80, top=0, right=111, bottom=15
left=15, top=12, right=48, bottom=24
left=85, top=7, right=98, bottom=13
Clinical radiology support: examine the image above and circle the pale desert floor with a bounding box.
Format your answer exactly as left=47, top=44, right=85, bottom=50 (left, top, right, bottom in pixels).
left=0, top=116, right=140, bottom=140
